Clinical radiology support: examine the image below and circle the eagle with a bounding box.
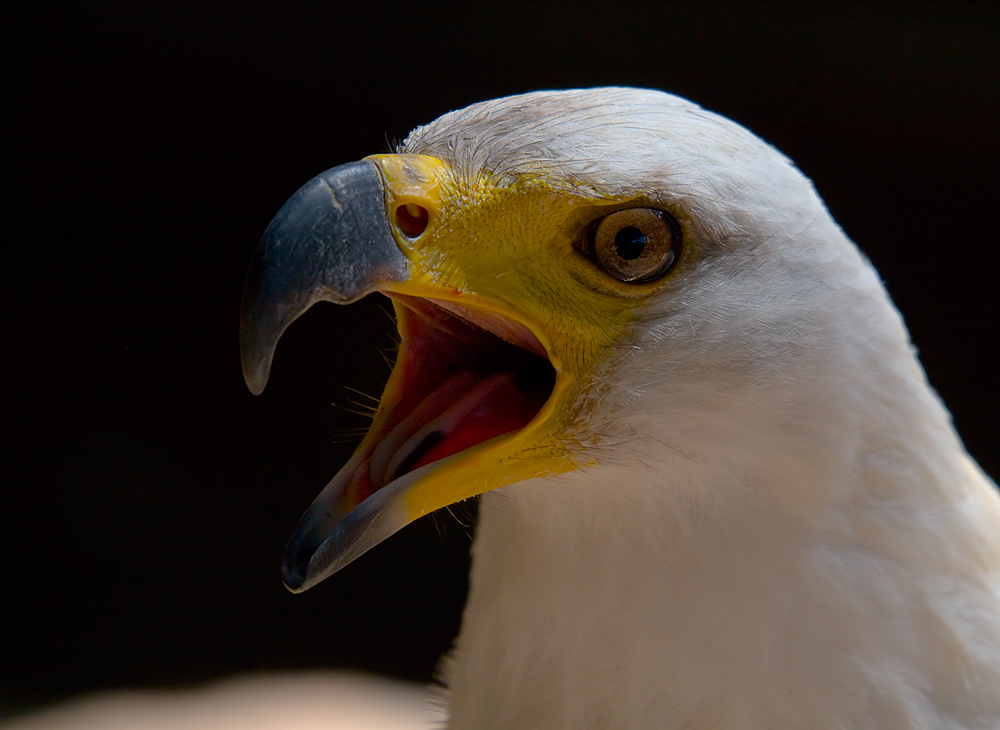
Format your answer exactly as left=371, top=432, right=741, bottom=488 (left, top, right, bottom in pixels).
left=240, top=88, right=1000, bottom=728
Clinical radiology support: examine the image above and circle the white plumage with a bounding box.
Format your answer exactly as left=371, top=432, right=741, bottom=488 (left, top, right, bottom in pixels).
left=403, top=89, right=1000, bottom=728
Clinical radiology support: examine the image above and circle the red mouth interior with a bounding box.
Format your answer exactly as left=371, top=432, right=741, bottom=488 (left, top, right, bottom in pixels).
left=348, top=295, right=556, bottom=504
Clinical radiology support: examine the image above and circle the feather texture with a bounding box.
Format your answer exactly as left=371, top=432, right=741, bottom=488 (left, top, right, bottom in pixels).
left=401, top=89, right=1000, bottom=728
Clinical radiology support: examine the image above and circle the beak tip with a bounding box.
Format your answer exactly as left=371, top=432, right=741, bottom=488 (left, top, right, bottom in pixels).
left=243, top=364, right=269, bottom=396
left=281, top=559, right=309, bottom=593
left=239, top=338, right=273, bottom=395
left=282, top=527, right=319, bottom=593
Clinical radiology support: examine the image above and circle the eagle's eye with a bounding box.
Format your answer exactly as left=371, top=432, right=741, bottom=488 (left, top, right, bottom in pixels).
left=581, top=208, right=681, bottom=283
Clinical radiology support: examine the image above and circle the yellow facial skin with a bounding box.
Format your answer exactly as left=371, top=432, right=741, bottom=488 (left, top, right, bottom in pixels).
left=355, top=153, right=684, bottom=522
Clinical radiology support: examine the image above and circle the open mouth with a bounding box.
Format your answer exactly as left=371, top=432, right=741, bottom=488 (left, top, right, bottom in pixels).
left=280, top=292, right=557, bottom=589
left=238, top=157, right=567, bottom=590
left=346, top=294, right=557, bottom=505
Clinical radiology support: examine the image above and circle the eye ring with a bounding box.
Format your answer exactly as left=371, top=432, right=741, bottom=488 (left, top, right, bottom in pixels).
left=578, top=208, right=682, bottom=283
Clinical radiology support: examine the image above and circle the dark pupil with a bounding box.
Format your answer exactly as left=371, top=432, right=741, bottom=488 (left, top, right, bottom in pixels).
left=614, top=226, right=646, bottom=260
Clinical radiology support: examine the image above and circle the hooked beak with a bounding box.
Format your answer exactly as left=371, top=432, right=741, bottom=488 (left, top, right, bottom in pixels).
left=240, top=160, right=408, bottom=395
left=241, top=154, right=574, bottom=593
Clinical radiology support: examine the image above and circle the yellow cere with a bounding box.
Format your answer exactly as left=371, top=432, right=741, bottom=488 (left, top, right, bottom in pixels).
left=364, top=153, right=669, bottom=520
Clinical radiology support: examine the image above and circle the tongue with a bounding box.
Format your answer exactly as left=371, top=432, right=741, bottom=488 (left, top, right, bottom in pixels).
left=386, top=371, right=542, bottom=480
left=369, top=369, right=480, bottom=487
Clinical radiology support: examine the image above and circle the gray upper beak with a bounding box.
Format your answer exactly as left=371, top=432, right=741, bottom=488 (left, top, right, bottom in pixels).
left=239, top=160, right=408, bottom=395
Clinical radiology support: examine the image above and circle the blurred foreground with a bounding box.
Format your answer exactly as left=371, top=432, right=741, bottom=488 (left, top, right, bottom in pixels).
left=3, top=673, right=445, bottom=730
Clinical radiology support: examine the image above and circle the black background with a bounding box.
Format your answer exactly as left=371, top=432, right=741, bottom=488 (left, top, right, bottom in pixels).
left=4, top=0, right=998, bottom=712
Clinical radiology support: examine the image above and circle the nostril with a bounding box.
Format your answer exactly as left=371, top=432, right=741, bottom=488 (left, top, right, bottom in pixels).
left=395, top=203, right=429, bottom=238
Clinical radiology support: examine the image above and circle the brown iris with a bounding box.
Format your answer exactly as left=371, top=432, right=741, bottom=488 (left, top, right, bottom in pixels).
left=582, top=208, right=681, bottom=283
